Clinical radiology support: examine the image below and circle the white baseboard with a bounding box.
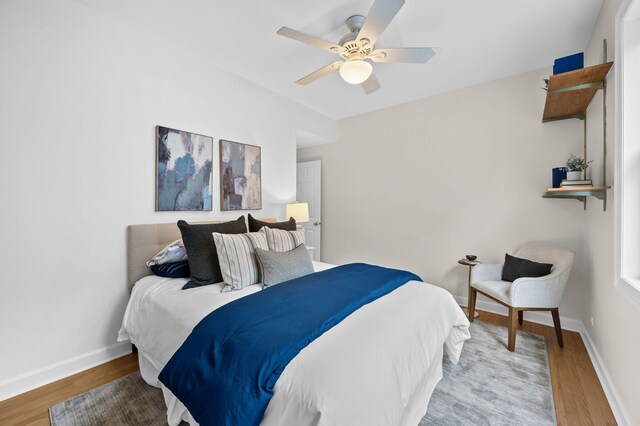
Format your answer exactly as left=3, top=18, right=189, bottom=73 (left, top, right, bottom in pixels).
left=0, top=341, right=131, bottom=402
left=455, top=294, right=631, bottom=425
left=578, top=323, right=632, bottom=426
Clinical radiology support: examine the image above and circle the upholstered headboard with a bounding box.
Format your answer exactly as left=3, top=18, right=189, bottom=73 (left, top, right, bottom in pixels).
left=127, top=218, right=276, bottom=292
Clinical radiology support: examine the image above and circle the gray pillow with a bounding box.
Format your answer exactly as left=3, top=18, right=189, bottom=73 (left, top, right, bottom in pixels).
left=254, top=245, right=314, bottom=287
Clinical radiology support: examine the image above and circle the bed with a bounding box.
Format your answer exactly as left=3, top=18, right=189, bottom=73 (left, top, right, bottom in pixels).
left=118, top=220, right=470, bottom=426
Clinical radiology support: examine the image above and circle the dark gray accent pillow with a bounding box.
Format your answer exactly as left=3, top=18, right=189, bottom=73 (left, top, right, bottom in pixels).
left=502, top=253, right=553, bottom=282
left=248, top=213, right=296, bottom=232
left=178, top=217, right=247, bottom=289
left=254, top=245, right=314, bottom=287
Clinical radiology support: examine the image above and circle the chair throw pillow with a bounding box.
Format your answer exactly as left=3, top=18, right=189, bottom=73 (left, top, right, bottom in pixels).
left=502, top=253, right=553, bottom=282
left=254, top=244, right=314, bottom=287
left=248, top=213, right=297, bottom=232
left=177, top=217, right=247, bottom=289
left=213, top=231, right=268, bottom=292
left=263, top=227, right=305, bottom=252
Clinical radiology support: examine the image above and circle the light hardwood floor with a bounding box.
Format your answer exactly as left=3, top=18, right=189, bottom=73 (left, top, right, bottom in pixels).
left=0, top=309, right=617, bottom=425
left=0, top=354, right=139, bottom=425
left=477, top=310, right=617, bottom=425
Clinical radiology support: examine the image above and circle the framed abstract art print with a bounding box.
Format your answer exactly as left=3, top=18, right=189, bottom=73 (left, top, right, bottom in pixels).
left=219, top=139, right=262, bottom=211
left=156, top=126, right=213, bottom=211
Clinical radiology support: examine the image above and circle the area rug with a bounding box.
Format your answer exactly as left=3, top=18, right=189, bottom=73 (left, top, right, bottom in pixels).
left=50, top=321, right=555, bottom=425
left=420, top=321, right=556, bottom=426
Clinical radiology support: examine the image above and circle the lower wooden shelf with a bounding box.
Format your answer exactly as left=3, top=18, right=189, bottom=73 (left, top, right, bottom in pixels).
left=543, top=186, right=611, bottom=210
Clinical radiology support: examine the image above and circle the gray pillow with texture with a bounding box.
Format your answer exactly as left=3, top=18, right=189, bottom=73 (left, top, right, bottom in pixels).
left=255, top=244, right=314, bottom=287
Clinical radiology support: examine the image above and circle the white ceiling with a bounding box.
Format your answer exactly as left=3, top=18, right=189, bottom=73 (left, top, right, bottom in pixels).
left=628, top=0, right=640, bottom=20
left=79, top=0, right=603, bottom=120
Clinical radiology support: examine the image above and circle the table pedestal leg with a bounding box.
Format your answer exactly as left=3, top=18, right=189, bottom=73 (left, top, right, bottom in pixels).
left=463, top=266, right=480, bottom=319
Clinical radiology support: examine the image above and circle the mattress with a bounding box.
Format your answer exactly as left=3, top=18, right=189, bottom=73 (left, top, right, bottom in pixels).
left=118, top=261, right=470, bottom=425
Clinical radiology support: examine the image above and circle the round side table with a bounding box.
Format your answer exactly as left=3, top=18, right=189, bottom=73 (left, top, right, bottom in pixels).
left=458, top=259, right=481, bottom=319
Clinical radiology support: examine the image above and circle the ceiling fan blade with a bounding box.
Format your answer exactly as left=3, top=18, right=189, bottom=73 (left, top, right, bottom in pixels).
left=361, top=73, right=381, bottom=94
left=356, top=0, right=405, bottom=47
left=368, top=47, right=436, bottom=63
left=296, top=61, right=344, bottom=85
left=277, top=27, right=343, bottom=54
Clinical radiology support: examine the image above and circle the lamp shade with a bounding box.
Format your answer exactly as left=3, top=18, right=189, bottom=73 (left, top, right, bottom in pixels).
left=339, top=60, right=373, bottom=85
left=286, top=202, right=309, bottom=223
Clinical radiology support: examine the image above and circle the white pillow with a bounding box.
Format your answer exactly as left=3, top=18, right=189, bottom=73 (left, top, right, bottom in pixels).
left=263, top=227, right=305, bottom=252
left=146, top=239, right=187, bottom=267
left=213, top=231, right=268, bottom=292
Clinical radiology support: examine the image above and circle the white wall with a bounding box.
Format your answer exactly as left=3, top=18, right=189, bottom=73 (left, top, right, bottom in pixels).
left=581, top=0, right=640, bottom=423
left=0, top=0, right=335, bottom=399
left=298, top=67, right=589, bottom=320
left=299, top=2, right=640, bottom=422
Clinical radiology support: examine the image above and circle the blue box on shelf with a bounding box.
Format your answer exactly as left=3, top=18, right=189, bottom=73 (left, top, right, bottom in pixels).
left=552, top=167, right=568, bottom=188
left=553, top=53, right=584, bottom=75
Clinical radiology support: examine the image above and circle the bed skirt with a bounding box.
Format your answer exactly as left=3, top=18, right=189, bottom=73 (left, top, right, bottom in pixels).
left=138, top=352, right=196, bottom=425
left=136, top=346, right=445, bottom=426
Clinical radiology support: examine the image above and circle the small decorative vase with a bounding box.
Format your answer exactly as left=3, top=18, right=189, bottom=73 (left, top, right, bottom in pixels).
left=552, top=167, right=568, bottom=188
left=566, top=170, right=582, bottom=181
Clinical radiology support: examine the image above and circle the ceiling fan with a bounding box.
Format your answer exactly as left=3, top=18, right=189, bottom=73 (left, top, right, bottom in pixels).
left=277, top=0, right=437, bottom=94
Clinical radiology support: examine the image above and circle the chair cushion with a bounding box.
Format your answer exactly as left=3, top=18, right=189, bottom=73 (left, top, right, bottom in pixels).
left=502, top=253, right=553, bottom=282
left=472, top=280, right=513, bottom=305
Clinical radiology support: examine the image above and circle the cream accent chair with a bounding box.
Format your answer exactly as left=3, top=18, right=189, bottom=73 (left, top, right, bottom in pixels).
left=468, top=243, right=575, bottom=352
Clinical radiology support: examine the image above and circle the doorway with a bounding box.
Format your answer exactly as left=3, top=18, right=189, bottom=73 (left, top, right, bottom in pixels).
left=296, top=160, right=321, bottom=261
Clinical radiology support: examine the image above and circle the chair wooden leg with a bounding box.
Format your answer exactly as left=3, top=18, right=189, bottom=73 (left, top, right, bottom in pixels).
left=518, top=310, right=524, bottom=326
left=551, top=308, right=564, bottom=348
left=508, top=308, right=518, bottom=352
left=468, top=288, right=477, bottom=322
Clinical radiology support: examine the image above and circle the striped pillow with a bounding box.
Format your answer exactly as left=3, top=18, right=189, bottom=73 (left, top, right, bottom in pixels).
left=212, top=232, right=268, bottom=292
left=263, top=227, right=305, bottom=252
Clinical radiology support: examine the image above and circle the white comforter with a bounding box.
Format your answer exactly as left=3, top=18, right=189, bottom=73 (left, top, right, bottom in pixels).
left=118, top=262, right=470, bottom=426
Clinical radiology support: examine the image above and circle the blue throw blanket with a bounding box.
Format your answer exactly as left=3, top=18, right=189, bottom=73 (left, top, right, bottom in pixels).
left=159, top=263, right=421, bottom=426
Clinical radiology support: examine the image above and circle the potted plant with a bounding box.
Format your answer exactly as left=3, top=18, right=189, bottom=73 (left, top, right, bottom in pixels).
left=565, top=154, right=591, bottom=180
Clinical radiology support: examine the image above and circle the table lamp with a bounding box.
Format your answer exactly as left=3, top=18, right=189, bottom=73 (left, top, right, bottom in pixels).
left=286, top=202, right=309, bottom=223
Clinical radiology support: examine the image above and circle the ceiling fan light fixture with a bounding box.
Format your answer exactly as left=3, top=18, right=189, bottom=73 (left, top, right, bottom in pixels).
left=278, top=0, right=437, bottom=94
left=339, top=60, right=373, bottom=84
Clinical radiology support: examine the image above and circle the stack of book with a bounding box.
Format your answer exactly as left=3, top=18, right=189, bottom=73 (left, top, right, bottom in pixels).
left=560, top=179, right=592, bottom=189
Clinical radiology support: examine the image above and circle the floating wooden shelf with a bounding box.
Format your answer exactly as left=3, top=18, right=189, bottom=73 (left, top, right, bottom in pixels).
left=540, top=42, right=612, bottom=212
left=543, top=186, right=611, bottom=210
left=542, top=62, right=613, bottom=122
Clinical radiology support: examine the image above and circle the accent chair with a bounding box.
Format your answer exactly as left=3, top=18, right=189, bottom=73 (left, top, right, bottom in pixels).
left=468, top=243, right=575, bottom=351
